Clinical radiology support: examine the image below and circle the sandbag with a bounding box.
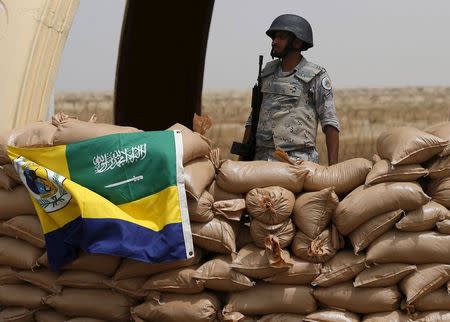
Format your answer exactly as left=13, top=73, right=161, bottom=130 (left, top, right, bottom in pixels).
left=56, top=270, right=109, bottom=289
left=311, top=251, right=366, bottom=287
left=194, top=255, right=254, bottom=292
left=51, top=112, right=140, bottom=145
left=62, top=252, right=121, bottom=276
left=1, top=164, right=22, bottom=184
left=0, top=284, right=47, bottom=309
left=366, top=231, right=450, bottom=264
left=65, top=318, right=106, bottom=322
left=0, top=121, right=56, bottom=149
left=187, top=190, right=214, bottom=222
left=0, top=307, right=34, bottom=322
left=103, top=277, right=148, bottom=299
left=3, top=215, right=45, bottom=248
left=361, top=311, right=411, bottom=322
left=424, top=121, right=450, bottom=156
left=258, top=314, right=306, bottom=322
left=377, top=126, right=448, bottom=165
left=167, top=123, right=211, bottom=164
left=223, top=284, right=316, bottom=316
left=132, top=292, right=220, bottom=322
left=207, top=180, right=243, bottom=201
left=216, top=160, right=308, bottom=194
left=184, top=157, right=216, bottom=200
left=34, top=310, right=68, bottom=322
left=427, top=176, right=450, bottom=207
left=0, top=167, right=19, bottom=190
left=43, top=288, right=135, bottom=321
left=17, top=269, right=61, bottom=293
left=365, top=159, right=428, bottom=186
left=291, top=229, right=337, bottom=263
left=350, top=210, right=404, bottom=254
left=354, top=263, right=416, bottom=288
left=0, top=186, right=36, bottom=220
left=396, top=201, right=450, bottom=231
left=304, top=310, right=360, bottom=322
left=230, top=243, right=291, bottom=279
left=250, top=218, right=295, bottom=248
left=0, top=236, right=43, bottom=269
left=414, top=311, right=450, bottom=322
left=142, top=265, right=204, bottom=294
left=191, top=216, right=237, bottom=253
left=412, top=288, right=450, bottom=312
left=298, top=158, right=373, bottom=194
left=334, top=182, right=430, bottom=235
left=246, top=186, right=295, bottom=225
left=263, top=256, right=321, bottom=285
left=114, top=248, right=202, bottom=280
left=399, top=264, right=450, bottom=304
left=313, top=282, right=401, bottom=314
left=0, top=266, right=21, bottom=284
left=213, top=198, right=246, bottom=221
left=293, top=187, right=339, bottom=239
left=437, top=219, right=450, bottom=234
left=426, top=154, right=450, bottom=179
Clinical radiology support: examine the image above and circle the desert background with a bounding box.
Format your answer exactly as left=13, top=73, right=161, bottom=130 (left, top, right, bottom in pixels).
left=55, top=87, right=450, bottom=165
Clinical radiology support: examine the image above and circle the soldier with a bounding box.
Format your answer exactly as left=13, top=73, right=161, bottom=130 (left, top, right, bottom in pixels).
left=242, top=14, right=340, bottom=165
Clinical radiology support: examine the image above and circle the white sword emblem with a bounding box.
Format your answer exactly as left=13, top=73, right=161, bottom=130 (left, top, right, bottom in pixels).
left=104, top=175, right=144, bottom=188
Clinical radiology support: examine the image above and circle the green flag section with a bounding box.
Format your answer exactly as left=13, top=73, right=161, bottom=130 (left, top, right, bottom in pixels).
left=8, top=131, right=193, bottom=271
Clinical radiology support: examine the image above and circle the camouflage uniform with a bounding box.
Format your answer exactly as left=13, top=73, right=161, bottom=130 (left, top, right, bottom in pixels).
left=247, top=57, right=340, bottom=163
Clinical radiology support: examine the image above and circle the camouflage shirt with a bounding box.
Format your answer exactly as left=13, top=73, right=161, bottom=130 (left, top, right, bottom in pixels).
left=247, top=57, right=340, bottom=161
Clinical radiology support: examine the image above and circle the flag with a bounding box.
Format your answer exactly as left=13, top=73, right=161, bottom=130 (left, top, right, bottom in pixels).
left=7, top=131, right=193, bottom=271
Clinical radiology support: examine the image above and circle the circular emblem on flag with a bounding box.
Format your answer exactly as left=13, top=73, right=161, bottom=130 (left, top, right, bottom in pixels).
left=321, top=77, right=332, bottom=90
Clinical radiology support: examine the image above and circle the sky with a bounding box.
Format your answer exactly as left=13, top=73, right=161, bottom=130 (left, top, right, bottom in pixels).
left=55, top=0, right=450, bottom=92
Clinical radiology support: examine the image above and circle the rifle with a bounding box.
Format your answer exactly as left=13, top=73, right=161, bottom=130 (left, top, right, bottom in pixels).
left=230, top=55, right=264, bottom=161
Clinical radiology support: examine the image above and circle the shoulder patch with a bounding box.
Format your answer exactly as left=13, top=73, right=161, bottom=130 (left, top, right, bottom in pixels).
left=321, top=77, right=332, bottom=90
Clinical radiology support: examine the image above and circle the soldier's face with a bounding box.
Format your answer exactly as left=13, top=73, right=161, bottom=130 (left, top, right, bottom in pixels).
left=270, top=31, right=294, bottom=58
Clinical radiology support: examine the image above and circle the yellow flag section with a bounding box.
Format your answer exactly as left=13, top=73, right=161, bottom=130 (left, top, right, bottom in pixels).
left=7, top=131, right=193, bottom=271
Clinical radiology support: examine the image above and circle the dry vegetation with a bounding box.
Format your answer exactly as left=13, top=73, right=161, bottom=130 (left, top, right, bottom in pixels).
left=56, top=87, right=450, bottom=164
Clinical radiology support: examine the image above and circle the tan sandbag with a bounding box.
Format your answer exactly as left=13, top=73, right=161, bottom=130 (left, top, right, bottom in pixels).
left=0, top=307, right=34, bottom=322
left=17, top=269, right=61, bottom=293
left=246, top=186, right=295, bottom=225
left=51, top=112, right=141, bottom=145
left=142, top=265, right=204, bottom=294
left=65, top=318, right=107, bottom=322
left=377, top=126, right=447, bottom=165
left=187, top=190, right=214, bottom=222
left=304, top=310, right=360, bottom=322
left=412, top=288, right=450, bottom=312
left=291, top=229, right=337, bottom=263
left=0, top=167, right=19, bottom=190
left=414, top=311, right=450, bottom=322
left=132, top=292, right=220, bottom=322
left=230, top=243, right=291, bottom=279
left=0, top=284, right=47, bottom=309
left=263, top=256, right=321, bottom=285
left=437, top=219, right=450, bottom=234
left=350, top=210, right=404, bottom=253
left=194, top=255, right=254, bottom=292
left=365, top=159, right=428, bottom=186
left=62, top=252, right=121, bottom=276
left=354, top=263, right=416, bottom=288
left=0, top=236, right=43, bottom=269
left=2, top=164, right=22, bottom=184
left=103, top=277, right=148, bottom=300
left=258, top=313, right=306, bottom=322
left=311, top=251, right=366, bottom=287
left=191, top=216, right=237, bottom=253
left=34, top=310, right=68, bottom=322
left=114, top=248, right=202, bottom=280
left=361, top=311, right=411, bottom=322
left=313, top=282, right=401, bottom=314
left=56, top=270, right=109, bottom=289
left=334, top=182, right=430, bottom=235
left=184, top=157, right=216, bottom=200
left=425, top=121, right=450, bottom=156
left=399, top=264, right=450, bottom=304
left=0, top=266, right=21, bottom=284
left=293, top=187, right=339, bottom=239
left=224, top=284, right=316, bottom=316
left=236, top=223, right=253, bottom=250
left=213, top=198, right=246, bottom=221
left=298, top=158, right=373, bottom=194
left=168, top=123, right=211, bottom=164
left=207, top=180, right=243, bottom=201
left=43, top=288, right=135, bottom=321
left=427, top=176, right=450, bottom=207
left=366, top=231, right=450, bottom=264
left=216, top=160, right=308, bottom=194
left=396, top=201, right=450, bottom=231
left=0, top=121, right=56, bottom=149
left=4, top=215, right=45, bottom=248
left=250, top=218, right=295, bottom=248
left=426, top=154, right=450, bottom=179
left=0, top=186, right=36, bottom=220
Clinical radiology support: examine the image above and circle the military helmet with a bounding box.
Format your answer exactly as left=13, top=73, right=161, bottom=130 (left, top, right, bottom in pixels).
left=266, top=14, right=313, bottom=50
